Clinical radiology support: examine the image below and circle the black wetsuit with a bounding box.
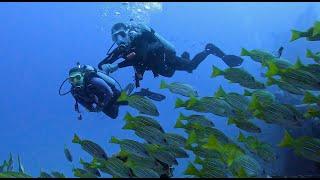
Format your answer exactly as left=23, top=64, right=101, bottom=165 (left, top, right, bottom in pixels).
left=98, top=23, right=242, bottom=87
left=71, top=73, right=125, bottom=119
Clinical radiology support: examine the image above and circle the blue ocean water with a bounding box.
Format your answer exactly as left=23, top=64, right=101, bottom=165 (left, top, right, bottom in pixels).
left=0, top=2, right=320, bottom=177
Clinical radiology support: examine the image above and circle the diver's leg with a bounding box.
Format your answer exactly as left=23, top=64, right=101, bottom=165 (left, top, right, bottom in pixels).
left=168, top=43, right=223, bottom=73
left=183, top=43, right=227, bottom=71
left=170, top=51, right=211, bottom=73
left=172, top=43, right=243, bottom=72
left=205, top=43, right=244, bottom=67
left=156, top=65, right=176, bottom=77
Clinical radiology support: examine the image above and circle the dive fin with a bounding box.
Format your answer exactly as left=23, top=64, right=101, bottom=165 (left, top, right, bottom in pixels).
left=123, top=83, right=135, bottom=95
left=222, top=55, right=244, bottom=67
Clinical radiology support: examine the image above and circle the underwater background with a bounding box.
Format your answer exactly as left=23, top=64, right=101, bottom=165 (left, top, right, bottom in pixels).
left=1, top=2, right=320, bottom=178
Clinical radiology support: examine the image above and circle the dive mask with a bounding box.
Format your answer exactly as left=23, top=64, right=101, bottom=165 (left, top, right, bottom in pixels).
left=69, top=72, right=84, bottom=87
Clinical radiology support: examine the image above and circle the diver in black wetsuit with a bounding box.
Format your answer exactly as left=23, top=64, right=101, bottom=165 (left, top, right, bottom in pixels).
left=98, top=22, right=244, bottom=87
left=66, top=64, right=127, bottom=119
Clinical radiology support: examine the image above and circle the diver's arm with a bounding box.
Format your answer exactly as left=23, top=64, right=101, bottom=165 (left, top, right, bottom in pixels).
left=73, top=96, right=96, bottom=112
left=98, top=47, right=124, bottom=70
left=89, top=77, right=113, bottom=106
left=117, top=58, right=136, bottom=68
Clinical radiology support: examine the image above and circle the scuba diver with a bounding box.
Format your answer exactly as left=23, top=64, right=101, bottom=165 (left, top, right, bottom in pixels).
left=59, top=63, right=128, bottom=120
left=98, top=22, right=244, bottom=87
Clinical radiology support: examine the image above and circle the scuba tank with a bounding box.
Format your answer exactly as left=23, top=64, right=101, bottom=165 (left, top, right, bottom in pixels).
left=128, top=23, right=176, bottom=55
left=80, top=64, right=122, bottom=91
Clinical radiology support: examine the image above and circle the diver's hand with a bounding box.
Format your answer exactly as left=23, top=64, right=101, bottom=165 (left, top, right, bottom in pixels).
left=101, top=64, right=119, bottom=74
left=91, top=104, right=102, bottom=112
left=126, top=52, right=136, bottom=60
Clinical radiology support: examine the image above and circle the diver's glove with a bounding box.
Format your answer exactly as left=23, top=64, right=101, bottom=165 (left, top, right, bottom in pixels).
left=101, top=64, right=119, bottom=74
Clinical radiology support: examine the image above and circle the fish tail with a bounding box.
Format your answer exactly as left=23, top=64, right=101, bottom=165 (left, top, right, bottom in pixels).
left=240, top=48, right=250, bottom=56
left=202, top=135, right=219, bottom=150
left=174, top=119, right=185, bottom=129
left=72, top=134, right=81, bottom=144
left=306, top=108, right=320, bottom=118
left=124, top=112, right=134, bottom=122
left=266, top=76, right=277, bottom=86
left=248, top=96, right=262, bottom=113
left=109, top=136, right=120, bottom=144
left=194, top=156, right=203, bottom=164
left=186, top=130, right=197, bottom=145
left=227, top=117, right=236, bottom=125
left=237, top=132, right=246, bottom=142
left=312, top=21, right=320, bottom=36
left=290, top=30, right=303, bottom=42
left=306, top=49, right=314, bottom=58
left=175, top=98, right=185, bottom=108
left=211, top=65, right=223, bottom=77
left=184, top=163, right=199, bottom=176
left=117, top=91, right=128, bottom=102
left=278, top=130, right=294, bottom=148
left=159, top=80, right=167, bottom=89
left=303, top=91, right=316, bottom=104
left=214, top=85, right=227, bottom=98
left=79, top=158, right=85, bottom=164
left=243, top=89, right=252, bottom=96
left=178, top=112, right=187, bottom=121
left=122, top=122, right=135, bottom=130
left=187, top=96, right=198, bottom=108
left=265, top=61, right=279, bottom=77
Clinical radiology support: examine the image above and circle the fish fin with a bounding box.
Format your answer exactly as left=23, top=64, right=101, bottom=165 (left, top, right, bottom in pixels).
left=306, top=49, right=314, bottom=58
left=303, top=91, right=316, bottom=104
left=293, top=57, right=304, bottom=69
left=79, top=158, right=85, bottom=164
left=240, top=48, right=250, bottom=56
left=312, top=21, right=320, bottom=36
left=187, top=96, right=198, bottom=108
left=252, top=109, right=264, bottom=119
left=194, top=156, right=203, bottom=164
left=227, top=117, right=236, bottom=125
left=184, top=163, right=199, bottom=176
left=211, top=65, right=223, bottom=77
left=117, top=91, right=128, bottom=102
left=174, top=119, right=185, bottom=129
left=178, top=112, right=187, bottom=121
left=186, top=130, right=197, bottom=145
left=278, top=129, right=294, bottom=148
left=72, top=134, right=81, bottom=144
left=265, top=61, right=279, bottom=77
left=202, top=135, right=219, bottom=150
left=266, top=76, right=277, bottom=86
left=175, top=98, right=185, bottom=108
left=306, top=108, right=320, bottom=117
left=249, top=96, right=262, bottom=112
left=243, top=89, right=252, bottom=96
left=109, top=136, right=120, bottom=144
left=159, top=80, right=167, bottom=89
left=238, top=132, right=246, bottom=142
left=18, top=155, right=24, bottom=173
left=238, top=167, right=248, bottom=178
left=290, top=30, right=302, bottom=42
left=222, top=55, right=244, bottom=67
left=214, top=85, right=227, bottom=98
